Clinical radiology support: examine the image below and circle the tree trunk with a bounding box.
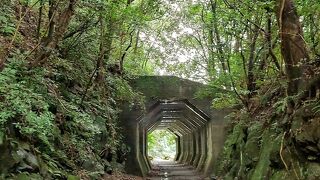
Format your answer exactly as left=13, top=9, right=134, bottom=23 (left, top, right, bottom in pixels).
left=95, top=11, right=115, bottom=84
left=207, top=27, right=215, bottom=79
left=276, top=0, right=309, bottom=96
left=211, top=0, right=227, bottom=72
left=31, top=0, right=77, bottom=67
left=266, top=12, right=281, bottom=71
left=247, top=25, right=259, bottom=98
left=36, top=0, right=44, bottom=39
left=95, top=14, right=107, bottom=84
left=43, top=0, right=56, bottom=46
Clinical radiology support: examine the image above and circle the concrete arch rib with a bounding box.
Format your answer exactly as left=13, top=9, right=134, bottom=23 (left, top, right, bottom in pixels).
left=119, top=76, right=231, bottom=178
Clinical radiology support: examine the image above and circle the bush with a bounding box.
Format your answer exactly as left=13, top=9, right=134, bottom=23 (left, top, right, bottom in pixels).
left=0, top=56, right=54, bottom=145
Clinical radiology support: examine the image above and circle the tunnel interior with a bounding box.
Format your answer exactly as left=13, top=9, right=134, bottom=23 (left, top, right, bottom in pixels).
left=137, top=99, right=211, bottom=174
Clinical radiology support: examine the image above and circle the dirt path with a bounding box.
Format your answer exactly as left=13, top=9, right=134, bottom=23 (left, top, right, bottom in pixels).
left=103, top=160, right=209, bottom=180
left=146, top=160, right=208, bottom=180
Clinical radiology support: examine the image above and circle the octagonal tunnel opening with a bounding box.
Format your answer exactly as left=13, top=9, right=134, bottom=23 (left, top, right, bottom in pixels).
left=147, top=129, right=177, bottom=164
left=137, top=99, right=212, bottom=175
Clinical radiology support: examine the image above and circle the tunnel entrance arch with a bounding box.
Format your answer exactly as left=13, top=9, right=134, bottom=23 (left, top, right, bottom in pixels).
left=119, top=76, right=230, bottom=177
left=139, top=99, right=210, bottom=171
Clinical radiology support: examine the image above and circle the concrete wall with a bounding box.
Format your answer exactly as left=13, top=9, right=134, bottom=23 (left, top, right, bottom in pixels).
left=175, top=116, right=229, bottom=176
left=119, top=76, right=231, bottom=177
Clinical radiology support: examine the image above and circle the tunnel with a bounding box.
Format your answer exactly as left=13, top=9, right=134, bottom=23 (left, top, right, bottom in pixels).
left=138, top=99, right=210, bottom=174
left=119, top=76, right=231, bottom=177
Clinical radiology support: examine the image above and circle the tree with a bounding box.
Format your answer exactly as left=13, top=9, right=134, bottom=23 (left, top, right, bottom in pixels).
left=275, top=0, right=310, bottom=96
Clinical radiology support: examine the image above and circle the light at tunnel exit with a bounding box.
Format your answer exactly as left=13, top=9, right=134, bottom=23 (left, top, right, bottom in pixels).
left=147, top=129, right=177, bottom=162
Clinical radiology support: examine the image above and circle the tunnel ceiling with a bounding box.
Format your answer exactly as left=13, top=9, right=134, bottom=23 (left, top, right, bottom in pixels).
left=138, top=99, right=210, bottom=136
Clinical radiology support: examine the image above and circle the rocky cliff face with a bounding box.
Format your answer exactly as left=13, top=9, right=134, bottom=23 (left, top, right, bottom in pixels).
left=215, top=100, right=320, bottom=180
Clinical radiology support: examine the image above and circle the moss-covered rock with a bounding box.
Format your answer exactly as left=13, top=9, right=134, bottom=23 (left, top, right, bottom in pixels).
left=215, top=122, right=247, bottom=177
left=251, top=128, right=282, bottom=180
left=270, top=170, right=289, bottom=180
left=305, top=162, right=320, bottom=180
left=230, top=121, right=263, bottom=179
left=215, top=117, right=305, bottom=180
left=243, top=122, right=263, bottom=166
left=293, top=117, right=320, bottom=161
left=67, top=174, right=80, bottom=180
left=13, top=173, right=42, bottom=180
left=0, top=130, right=4, bottom=146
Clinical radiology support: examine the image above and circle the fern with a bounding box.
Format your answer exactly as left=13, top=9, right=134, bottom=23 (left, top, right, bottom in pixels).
left=0, top=2, right=15, bottom=36
left=0, top=55, right=54, bottom=144
left=272, top=98, right=287, bottom=114
left=312, top=100, right=320, bottom=114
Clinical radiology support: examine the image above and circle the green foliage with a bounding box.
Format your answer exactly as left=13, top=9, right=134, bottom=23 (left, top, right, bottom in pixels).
left=195, top=76, right=241, bottom=109
left=0, top=0, right=181, bottom=178
left=0, top=54, right=54, bottom=144
left=109, top=77, right=144, bottom=107
left=0, top=1, right=15, bottom=36
left=0, top=47, right=128, bottom=177
left=272, top=99, right=287, bottom=114
left=272, top=96, right=296, bottom=114
left=312, top=100, right=320, bottom=114
left=147, top=130, right=176, bottom=160
left=212, top=93, right=239, bottom=109
left=0, top=0, right=318, bottom=178
left=138, top=0, right=320, bottom=112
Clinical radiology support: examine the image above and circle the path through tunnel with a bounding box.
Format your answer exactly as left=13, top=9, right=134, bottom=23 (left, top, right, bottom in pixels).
left=140, top=99, right=210, bottom=179
left=119, top=76, right=230, bottom=178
